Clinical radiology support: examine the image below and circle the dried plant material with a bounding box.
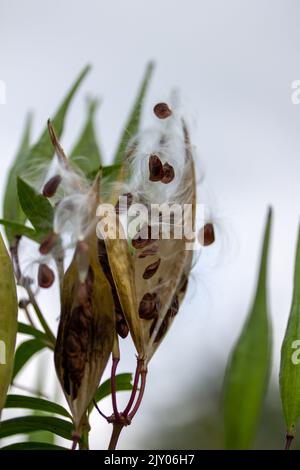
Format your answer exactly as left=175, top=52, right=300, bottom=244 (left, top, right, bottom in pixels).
left=142, top=259, right=161, bottom=279
left=55, top=237, right=115, bottom=433
left=38, top=264, right=55, bottom=288
left=149, top=155, right=163, bottom=182
left=153, top=102, right=172, bottom=119
left=161, top=162, right=175, bottom=184
left=42, top=175, right=62, bottom=198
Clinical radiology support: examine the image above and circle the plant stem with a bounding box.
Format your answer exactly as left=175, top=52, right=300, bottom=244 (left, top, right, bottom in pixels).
left=108, top=422, right=124, bottom=450
left=285, top=434, right=294, bottom=450
left=123, top=358, right=141, bottom=417
left=26, top=284, right=56, bottom=345
left=129, top=370, right=147, bottom=420
left=111, top=357, right=120, bottom=421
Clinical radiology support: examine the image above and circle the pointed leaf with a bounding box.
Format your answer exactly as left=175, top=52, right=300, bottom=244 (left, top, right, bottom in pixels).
left=1, top=441, right=67, bottom=450
left=280, top=225, right=300, bottom=436
left=17, top=322, right=51, bottom=345
left=17, top=178, right=53, bottom=235
left=94, top=373, right=133, bottom=403
left=3, top=67, right=90, bottom=242
left=114, top=62, right=154, bottom=163
left=70, top=98, right=102, bottom=175
left=223, top=209, right=272, bottom=449
left=4, top=395, right=71, bottom=419
left=12, top=339, right=46, bottom=380
left=0, top=219, right=40, bottom=242
left=0, top=233, right=18, bottom=412
left=0, top=416, right=73, bottom=440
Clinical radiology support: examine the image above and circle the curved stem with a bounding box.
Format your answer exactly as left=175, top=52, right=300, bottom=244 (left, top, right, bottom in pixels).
left=26, top=284, right=56, bottom=345
left=111, top=357, right=120, bottom=421
left=129, top=370, right=147, bottom=420
left=123, top=358, right=141, bottom=417
left=108, top=423, right=124, bottom=450
left=93, top=399, right=109, bottom=421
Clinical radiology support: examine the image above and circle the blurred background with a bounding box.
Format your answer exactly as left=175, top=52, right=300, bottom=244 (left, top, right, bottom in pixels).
left=1, top=0, right=300, bottom=449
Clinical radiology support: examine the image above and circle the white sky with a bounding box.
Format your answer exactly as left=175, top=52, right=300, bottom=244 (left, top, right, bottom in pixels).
left=1, top=0, right=300, bottom=449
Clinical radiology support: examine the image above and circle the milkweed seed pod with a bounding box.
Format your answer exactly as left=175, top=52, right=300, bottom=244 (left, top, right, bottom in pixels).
left=55, top=236, right=115, bottom=433
left=0, top=233, right=18, bottom=413
left=46, top=122, right=115, bottom=433
left=101, top=102, right=197, bottom=368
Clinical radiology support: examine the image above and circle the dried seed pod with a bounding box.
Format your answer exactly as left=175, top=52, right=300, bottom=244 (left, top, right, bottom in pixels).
left=143, top=259, right=161, bottom=279
left=132, top=225, right=154, bottom=249
left=149, top=155, right=164, bottom=182
left=161, top=163, right=175, bottom=184
left=149, top=316, right=169, bottom=343
left=0, top=234, right=18, bottom=413
left=199, top=223, right=215, bottom=246
left=39, top=231, right=58, bottom=255
left=38, top=264, right=55, bottom=288
left=55, top=237, right=115, bottom=433
left=42, top=174, right=62, bottom=197
left=166, top=295, right=179, bottom=318
left=153, top=102, right=172, bottom=119
left=138, top=293, right=159, bottom=320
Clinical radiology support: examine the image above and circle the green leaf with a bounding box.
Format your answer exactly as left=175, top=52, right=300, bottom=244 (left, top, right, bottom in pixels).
left=0, top=416, right=73, bottom=440
left=4, top=395, right=71, bottom=419
left=223, top=208, right=273, bottom=449
left=94, top=373, right=133, bottom=403
left=1, top=441, right=67, bottom=450
left=280, top=225, right=300, bottom=436
left=114, top=62, right=154, bottom=164
left=17, top=178, right=53, bottom=235
left=70, top=98, right=102, bottom=176
left=0, top=233, right=18, bottom=412
left=3, top=114, right=32, bottom=241
left=12, top=339, right=46, bottom=380
left=0, top=219, right=40, bottom=242
left=3, top=66, right=90, bottom=242
left=17, top=322, right=50, bottom=344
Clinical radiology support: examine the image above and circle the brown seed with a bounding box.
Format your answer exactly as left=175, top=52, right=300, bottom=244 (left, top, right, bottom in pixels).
left=149, top=154, right=164, bottom=182
left=116, top=320, right=129, bottom=338
left=167, top=295, right=179, bottom=318
left=199, top=223, right=215, bottom=246
left=143, top=258, right=161, bottom=279
left=161, top=163, right=175, bottom=184
left=38, top=263, right=55, bottom=288
left=138, top=245, right=158, bottom=258
left=139, top=292, right=159, bottom=320
left=115, top=193, right=133, bottom=214
left=132, top=225, right=154, bottom=249
left=42, top=174, right=62, bottom=198
left=153, top=102, right=172, bottom=119
left=39, top=231, right=58, bottom=255
left=150, top=317, right=169, bottom=343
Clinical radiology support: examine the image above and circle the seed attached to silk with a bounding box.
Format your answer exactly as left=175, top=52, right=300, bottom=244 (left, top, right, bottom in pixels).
left=150, top=317, right=169, bottom=342
left=132, top=225, right=154, bottom=249
left=143, top=258, right=161, bottom=279
left=149, top=155, right=164, bottom=182
left=153, top=102, right=172, bottom=119
left=199, top=223, right=215, bottom=246
left=38, top=263, right=55, bottom=288
left=167, top=295, right=179, bottom=318
left=39, top=231, right=58, bottom=255
left=116, top=320, right=129, bottom=338
left=139, top=292, right=159, bottom=320
left=42, top=175, right=62, bottom=198
left=138, top=245, right=158, bottom=258
left=161, top=163, right=175, bottom=184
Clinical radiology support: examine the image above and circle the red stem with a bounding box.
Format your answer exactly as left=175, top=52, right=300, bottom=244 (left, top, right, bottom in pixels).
left=129, top=370, right=147, bottom=420
left=93, top=399, right=109, bottom=421
left=285, top=434, right=294, bottom=450
left=111, top=357, right=120, bottom=420
left=123, top=359, right=142, bottom=417
left=71, top=435, right=79, bottom=450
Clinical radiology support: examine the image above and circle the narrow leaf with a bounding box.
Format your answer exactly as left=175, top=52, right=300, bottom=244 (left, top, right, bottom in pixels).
left=94, top=373, right=133, bottom=403
left=12, top=339, right=46, bottom=380
left=0, top=219, right=40, bottom=242
left=223, top=208, right=272, bottom=449
left=0, top=416, right=73, bottom=440
left=1, top=441, right=66, bottom=450
left=280, top=225, right=300, bottom=437
left=0, top=233, right=18, bottom=412
left=4, top=395, right=71, bottom=419
left=17, top=178, right=53, bottom=235
left=17, top=322, right=50, bottom=344
left=114, top=62, right=154, bottom=163
left=3, top=67, right=90, bottom=242
left=70, top=98, right=102, bottom=175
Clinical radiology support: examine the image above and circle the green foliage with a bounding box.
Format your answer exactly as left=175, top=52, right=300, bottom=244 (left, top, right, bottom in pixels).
left=280, top=226, right=300, bottom=436
left=1, top=442, right=66, bottom=450
left=12, top=339, right=47, bottom=380
left=223, top=209, right=273, bottom=449
left=0, top=416, right=73, bottom=440
left=4, top=395, right=71, bottom=419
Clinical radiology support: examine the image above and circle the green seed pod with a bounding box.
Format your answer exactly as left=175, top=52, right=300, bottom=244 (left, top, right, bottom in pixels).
left=0, top=233, right=18, bottom=413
